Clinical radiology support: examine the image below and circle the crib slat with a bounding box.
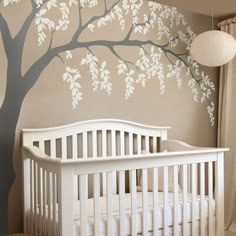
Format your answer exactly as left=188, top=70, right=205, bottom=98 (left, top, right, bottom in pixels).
left=191, top=163, right=197, bottom=236
left=102, top=130, right=107, bottom=195
left=136, top=134, right=142, bottom=186
left=130, top=169, right=137, bottom=235
left=129, top=132, right=133, bottom=155
left=30, top=160, right=33, bottom=234
left=73, top=134, right=78, bottom=201
left=137, top=134, right=141, bottom=154
left=50, top=139, right=56, bottom=158
left=61, top=136, right=67, bottom=160
left=111, top=130, right=117, bottom=194
left=120, top=131, right=125, bottom=156
left=42, top=170, right=46, bottom=236
left=102, top=130, right=107, bottom=157
left=74, top=175, right=79, bottom=200
left=142, top=168, right=148, bottom=236
left=38, top=166, right=42, bottom=236
left=119, top=170, right=126, bottom=236
left=39, top=140, right=45, bottom=153
left=153, top=167, right=158, bottom=236
left=52, top=173, right=57, bottom=236
left=34, top=161, right=38, bottom=236
left=93, top=173, right=100, bottom=236
left=47, top=172, right=52, bottom=236
left=72, top=134, right=78, bottom=159
left=83, top=132, right=88, bottom=158
left=153, top=137, right=157, bottom=152
left=107, top=172, right=113, bottom=235
left=173, top=165, right=179, bottom=236
left=145, top=136, right=149, bottom=152
left=200, top=162, right=205, bottom=236
left=208, top=161, right=214, bottom=236
left=128, top=133, right=133, bottom=189
left=93, top=130, right=97, bottom=157
left=129, top=134, right=136, bottom=235
left=111, top=130, right=116, bottom=156
left=183, top=165, right=188, bottom=236
left=80, top=175, right=88, bottom=236
left=163, top=166, right=168, bottom=236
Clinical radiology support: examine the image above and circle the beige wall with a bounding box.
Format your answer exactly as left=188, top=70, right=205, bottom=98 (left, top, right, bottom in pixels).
left=0, top=1, right=218, bottom=233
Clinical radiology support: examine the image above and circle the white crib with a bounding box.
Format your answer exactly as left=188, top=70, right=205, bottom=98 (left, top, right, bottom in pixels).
left=22, top=119, right=227, bottom=236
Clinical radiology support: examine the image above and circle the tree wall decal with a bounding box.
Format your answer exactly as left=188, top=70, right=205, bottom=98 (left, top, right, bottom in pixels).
left=0, top=0, right=215, bottom=233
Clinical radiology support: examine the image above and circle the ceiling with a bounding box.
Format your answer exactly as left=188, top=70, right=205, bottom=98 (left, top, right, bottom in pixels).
left=152, top=0, right=236, bottom=18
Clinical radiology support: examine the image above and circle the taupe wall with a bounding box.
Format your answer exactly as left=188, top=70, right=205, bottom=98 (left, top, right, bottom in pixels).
left=0, top=1, right=218, bottom=233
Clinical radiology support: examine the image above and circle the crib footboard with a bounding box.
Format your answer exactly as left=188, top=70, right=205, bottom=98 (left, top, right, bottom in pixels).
left=68, top=149, right=226, bottom=236
left=23, top=145, right=227, bottom=236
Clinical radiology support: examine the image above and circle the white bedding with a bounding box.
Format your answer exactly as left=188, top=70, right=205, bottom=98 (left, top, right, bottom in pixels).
left=33, top=192, right=215, bottom=236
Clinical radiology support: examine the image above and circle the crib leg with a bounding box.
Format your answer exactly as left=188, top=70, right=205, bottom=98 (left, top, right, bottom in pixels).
left=216, top=152, right=224, bottom=236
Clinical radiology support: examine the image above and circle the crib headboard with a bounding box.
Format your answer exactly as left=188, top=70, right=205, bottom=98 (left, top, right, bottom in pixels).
left=22, top=119, right=171, bottom=197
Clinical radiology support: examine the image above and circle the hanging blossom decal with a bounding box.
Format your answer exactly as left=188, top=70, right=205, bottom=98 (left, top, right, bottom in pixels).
left=2, top=0, right=216, bottom=126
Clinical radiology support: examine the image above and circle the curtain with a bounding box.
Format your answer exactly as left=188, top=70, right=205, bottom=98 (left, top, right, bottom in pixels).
left=217, top=17, right=236, bottom=232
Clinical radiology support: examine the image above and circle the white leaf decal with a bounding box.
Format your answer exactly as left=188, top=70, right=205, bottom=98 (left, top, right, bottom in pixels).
left=66, top=51, right=72, bottom=60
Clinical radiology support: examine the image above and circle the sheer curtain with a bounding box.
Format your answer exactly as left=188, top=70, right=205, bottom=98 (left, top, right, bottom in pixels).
left=217, top=17, right=236, bottom=232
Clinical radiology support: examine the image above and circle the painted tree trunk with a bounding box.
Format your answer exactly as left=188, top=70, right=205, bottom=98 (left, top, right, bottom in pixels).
left=0, top=86, right=25, bottom=235
left=0, top=27, right=57, bottom=231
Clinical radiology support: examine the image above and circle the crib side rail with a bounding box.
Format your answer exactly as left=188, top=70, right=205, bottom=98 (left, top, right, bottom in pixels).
left=58, top=148, right=227, bottom=236
left=61, top=148, right=227, bottom=175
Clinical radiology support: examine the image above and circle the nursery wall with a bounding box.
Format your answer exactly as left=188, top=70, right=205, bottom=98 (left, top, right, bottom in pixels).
left=0, top=0, right=218, bottom=233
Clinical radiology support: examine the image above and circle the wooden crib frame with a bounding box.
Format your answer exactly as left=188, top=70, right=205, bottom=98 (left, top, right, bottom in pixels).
left=22, top=119, right=227, bottom=236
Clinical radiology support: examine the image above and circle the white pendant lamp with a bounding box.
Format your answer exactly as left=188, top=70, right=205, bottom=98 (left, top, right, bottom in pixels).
left=190, top=30, right=236, bottom=67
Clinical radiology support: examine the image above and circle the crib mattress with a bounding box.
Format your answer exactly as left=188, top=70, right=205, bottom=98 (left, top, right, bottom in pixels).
left=32, top=192, right=215, bottom=236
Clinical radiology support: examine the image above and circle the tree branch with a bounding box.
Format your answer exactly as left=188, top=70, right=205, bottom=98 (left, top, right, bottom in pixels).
left=164, top=49, right=197, bottom=81
left=108, top=46, right=136, bottom=70
left=104, top=0, right=108, bottom=12
left=124, top=25, right=135, bottom=40
left=0, top=13, right=13, bottom=59
left=78, top=1, right=82, bottom=28
left=163, top=48, right=210, bottom=108
left=140, top=46, right=149, bottom=56
left=13, top=0, right=50, bottom=76
left=86, top=47, right=101, bottom=67
left=21, top=37, right=162, bottom=95
left=71, top=0, right=120, bottom=43
left=164, top=51, right=174, bottom=65
left=30, top=0, right=38, bottom=9
left=161, top=34, right=181, bottom=48
left=21, top=8, right=197, bottom=104
left=47, top=30, right=56, bottom=51
left=52, top=38, right=175, bottom=61
left=56, top=54, right=66, bottom=65
left=15, top=1, right=44, bottom=43
left=176, top=52, right=188, bottom=56
left=124, top=23, right=146, bottom=40
left=22, top=50, right=56, bottom=93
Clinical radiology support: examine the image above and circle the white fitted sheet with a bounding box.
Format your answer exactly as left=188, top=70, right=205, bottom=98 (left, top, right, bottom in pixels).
left=32, top=192, right=215, bottom=236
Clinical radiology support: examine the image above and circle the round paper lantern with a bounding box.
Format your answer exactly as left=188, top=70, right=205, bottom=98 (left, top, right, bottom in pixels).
left=190, top=30, right=236, bottom=67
